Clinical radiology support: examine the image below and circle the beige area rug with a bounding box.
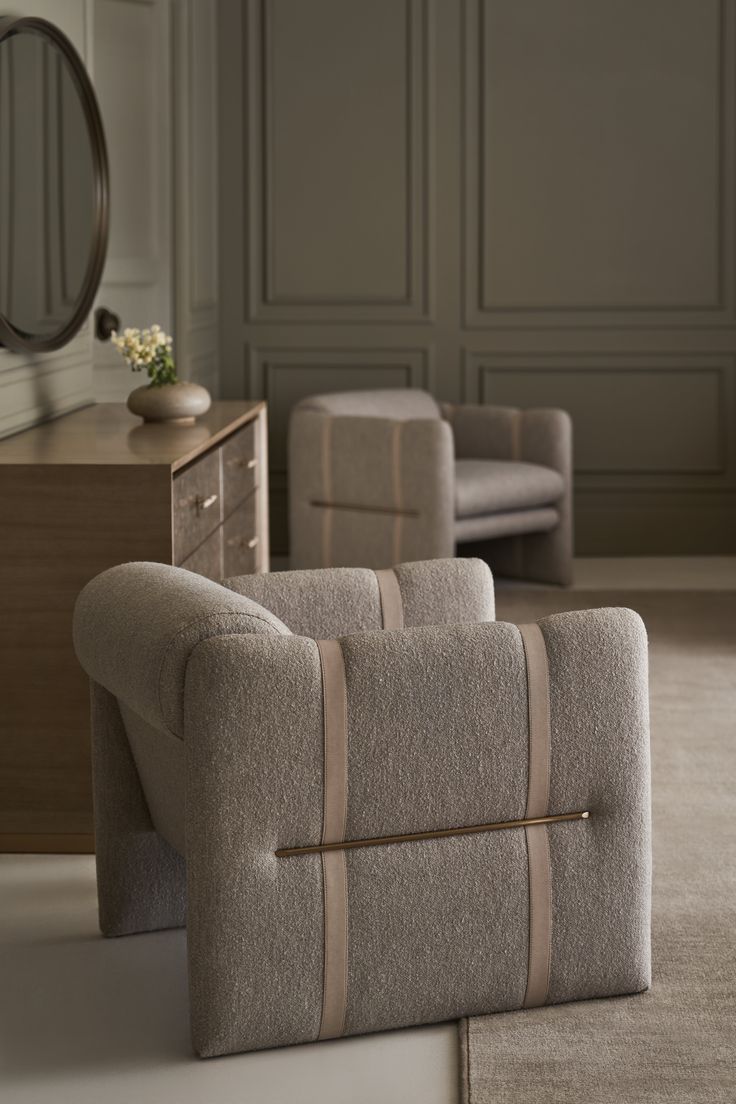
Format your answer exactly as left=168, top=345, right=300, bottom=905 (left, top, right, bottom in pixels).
left=460, top=591, right=736, bottom=1104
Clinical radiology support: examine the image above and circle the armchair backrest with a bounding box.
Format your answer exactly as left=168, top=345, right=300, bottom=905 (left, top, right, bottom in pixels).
left=73, top=558, right=495, bottom=737
left=296, top=388, right=441, bottom=420
left=224, top=557, right=494, bottom=638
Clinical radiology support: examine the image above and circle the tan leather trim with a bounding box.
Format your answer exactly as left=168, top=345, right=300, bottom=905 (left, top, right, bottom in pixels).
left=392, top=422, right=403, bottom=564
left=319, top=850, right=347, bottom=1039
left=316, top=638, right=348, bottom=1040
left=519, top=622, right=552, bottom=1009
left=321, top=418, right=333, bottom=567
left=375, top=568, right=404, bottom=630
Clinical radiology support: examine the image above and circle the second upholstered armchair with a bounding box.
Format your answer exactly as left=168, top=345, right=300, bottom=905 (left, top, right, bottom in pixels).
left=288, top=390, right=573, bottom=584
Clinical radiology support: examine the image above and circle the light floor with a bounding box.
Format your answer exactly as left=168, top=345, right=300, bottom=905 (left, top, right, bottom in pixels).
left=1, top=556, right=733, bottom=1104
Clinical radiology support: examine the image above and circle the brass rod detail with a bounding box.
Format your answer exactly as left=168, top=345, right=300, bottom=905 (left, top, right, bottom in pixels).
left=309, top=500, right=420, bottom=518
left=276, top=810, right=590, bottom=858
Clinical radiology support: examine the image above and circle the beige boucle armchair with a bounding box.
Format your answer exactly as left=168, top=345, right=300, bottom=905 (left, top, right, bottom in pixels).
left=73, top=557, right=651, bottom=1059
left=288, top=389, right=573, bottom=584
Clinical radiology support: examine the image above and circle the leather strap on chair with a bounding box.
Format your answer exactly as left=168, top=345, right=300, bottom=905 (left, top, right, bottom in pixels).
left=375, top=568, right=404, bottom=629
left=321, top=419, right=333, bottom=567
left=519, top=622, right=552, bottom=1009
left=316, top=638, right=349, bottom=1039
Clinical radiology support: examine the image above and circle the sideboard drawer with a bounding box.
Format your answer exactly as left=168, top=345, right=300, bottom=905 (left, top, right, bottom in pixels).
left=222, top=493, right=258, bottom=577
left=174, top=449, right=223, bottom=563
left=221, top=421, right=257, bottom=517
left=180, top=525, right=223, bottom=581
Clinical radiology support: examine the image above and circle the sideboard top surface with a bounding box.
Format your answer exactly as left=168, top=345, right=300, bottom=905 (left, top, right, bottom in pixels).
left=0, top=401, right=265, bottom=469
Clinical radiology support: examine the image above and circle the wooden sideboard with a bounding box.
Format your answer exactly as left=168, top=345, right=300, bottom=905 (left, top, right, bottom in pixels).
left=0, top=401, right=269, bottom=853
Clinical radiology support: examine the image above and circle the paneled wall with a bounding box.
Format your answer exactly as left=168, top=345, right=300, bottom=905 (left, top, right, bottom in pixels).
left=218, top=0, right=736, bottom=555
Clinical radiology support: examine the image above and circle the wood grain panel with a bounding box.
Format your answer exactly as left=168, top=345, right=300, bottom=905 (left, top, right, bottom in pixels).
left=0, top=463, right=172, bottom=838
left=0, top=401, right=269, bottom=850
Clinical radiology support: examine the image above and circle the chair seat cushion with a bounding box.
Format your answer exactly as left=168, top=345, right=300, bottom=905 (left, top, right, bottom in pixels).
left=454, top=459, right=565, bottom=518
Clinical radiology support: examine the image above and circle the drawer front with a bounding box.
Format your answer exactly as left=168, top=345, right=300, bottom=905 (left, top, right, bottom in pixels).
left=221, top=421, right=258, bottom=517
left=180, top=525, right=223, bottom=581
left=222, top=493, right=258, bottom=577
left=174, top=449, right=223, bottom=563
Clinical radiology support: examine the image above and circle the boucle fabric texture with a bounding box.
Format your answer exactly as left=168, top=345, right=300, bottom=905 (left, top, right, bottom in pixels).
left=455, top=507, right=559, bottom=544
left=75, top=565, right=649, bottom=1059
left=298, top=388, right=441, bottom=420
left=289, top=408, right=455, bottom=568
left=289, top=390, right=573, bottom=583
left=448, top=404, right=574, bottom=585
left=224, top=557, right=495, bottom=637
left=455, top=459, right=564, bottom=516
left=184, top=608, right=647, bottom=1056
left=460, top=589, right=735, bottom=1104
left=73, top=562, right=291, bottom=736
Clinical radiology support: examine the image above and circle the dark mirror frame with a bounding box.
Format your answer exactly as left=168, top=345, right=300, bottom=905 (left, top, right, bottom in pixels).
left=0, top=15, right=109, bottom=354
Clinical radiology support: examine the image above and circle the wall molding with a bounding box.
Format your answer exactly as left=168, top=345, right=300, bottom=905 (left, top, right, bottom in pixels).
left=462, top=0, right=736, bottom=329
left=463, top=349, right=736, bottom=491
left=244, top=0, right=432, bottom=324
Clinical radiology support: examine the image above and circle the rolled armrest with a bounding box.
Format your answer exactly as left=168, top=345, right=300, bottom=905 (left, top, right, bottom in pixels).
left=445, top=402, right=572, bottom=476
left=73, top=562, right=290, bottom=737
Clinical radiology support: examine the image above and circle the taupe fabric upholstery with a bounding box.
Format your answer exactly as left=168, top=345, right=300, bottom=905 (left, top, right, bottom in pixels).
left=299, top=388, right=441, bottom=420
left=73, top=561, right=291, bottom=736
left=455, top=507, right=559, bottom=544
left=74, top=562, right=649, bottom=1059
left=455, top=459, right=565, bottom=517
left=224, top=557, right=495, bottom=637
left=289, top=390, right=573, bottom=584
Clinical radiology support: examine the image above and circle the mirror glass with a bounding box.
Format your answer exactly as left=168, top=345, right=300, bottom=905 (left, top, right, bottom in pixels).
left=0, top=19, right=107, bottom=350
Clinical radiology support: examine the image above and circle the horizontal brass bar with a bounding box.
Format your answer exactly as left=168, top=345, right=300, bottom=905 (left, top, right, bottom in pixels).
left=309, top=500, right=420, bottom=518
left=275, top=810, right=590, bottom=858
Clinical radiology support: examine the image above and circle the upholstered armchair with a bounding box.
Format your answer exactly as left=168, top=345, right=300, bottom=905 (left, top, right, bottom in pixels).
left=73, top=557, right=650, bottom=1059
left=288, top=389, right=573, bottom=584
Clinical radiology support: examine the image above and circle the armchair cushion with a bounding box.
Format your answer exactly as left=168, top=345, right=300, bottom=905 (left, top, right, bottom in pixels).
left=455, top=459, right=565, bottom=518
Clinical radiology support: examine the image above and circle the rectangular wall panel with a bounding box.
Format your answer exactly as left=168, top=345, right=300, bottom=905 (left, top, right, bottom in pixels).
left=246, top=0, right=430, bottom=322
left=464, top=0, right=735, bottom=328
left=470, top=354, right=732, bottom=484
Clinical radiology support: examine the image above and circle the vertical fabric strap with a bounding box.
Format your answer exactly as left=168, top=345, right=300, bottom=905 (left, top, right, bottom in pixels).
left=374, top=568, right=404, bottom=629
left=315, top=639, right=349, bottom=1039
left=391, top=422, right=403, bottom=564
left=518, top=622, right=552, bottom=1009
left=321, top=418, right=333, bottom=567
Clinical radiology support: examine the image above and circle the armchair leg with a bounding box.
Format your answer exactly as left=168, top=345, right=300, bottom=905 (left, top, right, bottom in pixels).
left=90, top=681, right=186, bottom=937
left=460, top=525, right=573, bottom=587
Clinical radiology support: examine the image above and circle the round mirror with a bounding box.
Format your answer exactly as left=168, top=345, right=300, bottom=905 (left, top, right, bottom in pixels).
left=0, top=16, right=109, bottom=353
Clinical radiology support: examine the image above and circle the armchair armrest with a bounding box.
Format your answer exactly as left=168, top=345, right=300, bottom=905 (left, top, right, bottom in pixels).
left=73, top=562, right=290, bottom=737
left=289, top=410, right=455, bottom=567
left=444, top=402, right=572, bottom=477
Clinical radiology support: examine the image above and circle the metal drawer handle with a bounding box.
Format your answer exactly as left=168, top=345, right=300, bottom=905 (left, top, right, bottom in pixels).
left=195, top=493, right=218, bottom=512
left=227, top=457, right=257, bottom=470
left=227, top=536, right=258, bottom=549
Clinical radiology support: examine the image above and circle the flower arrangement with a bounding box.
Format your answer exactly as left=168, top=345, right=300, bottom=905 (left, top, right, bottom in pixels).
left=111, top=324, right=177, bottom=388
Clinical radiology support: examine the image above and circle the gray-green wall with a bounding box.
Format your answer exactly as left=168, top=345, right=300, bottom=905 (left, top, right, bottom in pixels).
left=218, top=0, right=736, bottom=555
